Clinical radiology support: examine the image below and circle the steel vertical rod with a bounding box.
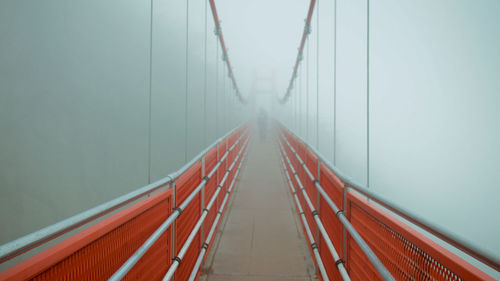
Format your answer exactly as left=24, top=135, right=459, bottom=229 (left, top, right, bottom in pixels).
left=279, top=142, right=349, bottom=280
left=279, top=145, right=329, bottom=281
left=162, top=137, right=249, bottom=281
left=187, top=141, right=250, bottom=281
left=280, top=133, right=395, bottom=281
left=108, top=131, right=248, bottom=281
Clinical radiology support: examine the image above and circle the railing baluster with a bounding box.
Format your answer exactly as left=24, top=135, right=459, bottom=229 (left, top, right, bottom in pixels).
left=279, top=130, right=395, bottom=281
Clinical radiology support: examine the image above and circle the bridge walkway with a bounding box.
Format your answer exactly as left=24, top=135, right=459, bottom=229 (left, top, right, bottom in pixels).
left=201, top=131, right=316, bottom=281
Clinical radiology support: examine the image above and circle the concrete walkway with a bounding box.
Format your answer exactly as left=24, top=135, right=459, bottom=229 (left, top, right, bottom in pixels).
left=200, top=129, right=316, bottom=281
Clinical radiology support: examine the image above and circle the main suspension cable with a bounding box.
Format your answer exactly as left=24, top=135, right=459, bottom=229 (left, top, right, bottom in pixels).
left=208, top=0, right=247, bottom=104
left=278, top=0, right=317, bottom=104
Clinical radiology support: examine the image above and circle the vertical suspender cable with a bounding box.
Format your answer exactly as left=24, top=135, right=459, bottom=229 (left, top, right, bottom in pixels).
left=316, top=0, right=319, bottom=150
left=315, top=0, right=321, bottom=251
left=223, top=64, right=227, bottom=132
left=366, top=0, right=370, bottom=187
left=226, top=62, right=229, bottom=131
left=184, top=0, right=190, bottom=162
left=224, top=64, right=229, bottom=132
left=299, top=62, right=303, bottom=136
left=333, top=0, right=337, bottom=165
left=147, top=0, right=153, bottom=184
left=293, top=75, right=297, bottom=132
left=203, top=0, right=207, bottom=146
left=294, top=77, right=296, bottom=132
left=306, top=41, right=310, bottom=142
left=201, top=0, right=207, bottom=250
left=215, top=41, right=219, bottom=137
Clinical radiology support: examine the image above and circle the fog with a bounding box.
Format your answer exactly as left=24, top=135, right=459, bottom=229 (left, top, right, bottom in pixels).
left=0, top=0, right=499, bottom=277
left=0, top=0, right=248, bottom=245
left=271, top=0, right=500, bottom=277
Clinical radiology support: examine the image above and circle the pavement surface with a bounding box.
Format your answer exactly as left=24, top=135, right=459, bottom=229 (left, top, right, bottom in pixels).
left=200, top=128, right=316, bottom=281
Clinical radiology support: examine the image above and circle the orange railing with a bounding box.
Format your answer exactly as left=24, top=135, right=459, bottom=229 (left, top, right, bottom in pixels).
left=0, top=125, right=249, bottom=281
left=278, top=125, right=496, bottom=281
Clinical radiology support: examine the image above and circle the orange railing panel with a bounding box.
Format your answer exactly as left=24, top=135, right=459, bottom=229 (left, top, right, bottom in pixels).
left=318, top=163, right=344, bottom=281
left=203, top=146, right=218, bottom=260
left=279, top=125, right=495, bottom=281
left=346, top=192, right=494, bottom=281
left=0, top=126, right=248, bottom=281
left=0, top=189, right=173, bottom=281
left=174, top=162, right=202, bottom=281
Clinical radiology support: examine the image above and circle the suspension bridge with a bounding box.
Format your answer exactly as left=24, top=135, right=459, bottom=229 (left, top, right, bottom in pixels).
left=0, top=0, right=498, bottom=280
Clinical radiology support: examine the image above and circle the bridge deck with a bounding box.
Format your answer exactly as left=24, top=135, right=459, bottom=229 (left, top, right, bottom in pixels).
left=201, top=131, right=316, bottom=281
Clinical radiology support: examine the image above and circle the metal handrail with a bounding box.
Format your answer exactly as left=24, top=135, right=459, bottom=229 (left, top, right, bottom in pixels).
left=279, top=132, right=395, bottom=281
left=279, top=124, right=500, bottom=272
left=108, top=130, right=249, bottom=280
left=0, top=123, right=246, bottom=264
left=161, top=136, right=250, bottom=281
left=278, top=142, right=350, bottom=281
left=285, top=168, right=330, bottom=281
left=187, top=138, right=250, bottom=281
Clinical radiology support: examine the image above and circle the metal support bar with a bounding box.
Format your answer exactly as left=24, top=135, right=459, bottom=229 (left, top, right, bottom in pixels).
left=278, top=148, right=329, bottom=281
left=279, top=142, right=350, bottom=281
left=279, top=133, right=395, bottom=281
left=162, top=137, right=249, bottom=281
left=0, top=123, right=247, bottom=264
left=187, top=138, right=250, bottom=281
left=280, top=123, right=500, bottom=272
left=108, top=131, right=249, bottom=281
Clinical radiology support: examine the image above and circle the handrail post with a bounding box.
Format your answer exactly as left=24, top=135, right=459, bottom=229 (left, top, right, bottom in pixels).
left=217, top=140, right=220, bottom=196
left=201, top=154, right=206, bottom=250
left=343, top=183, right=347, bottom=268
left=280, top=129, right=395, bottom=281
left=225, top=136, right=229, bottom=189
left=316, top=158, right=321, bottom=246
left=171, top=181, right=176, bottom=281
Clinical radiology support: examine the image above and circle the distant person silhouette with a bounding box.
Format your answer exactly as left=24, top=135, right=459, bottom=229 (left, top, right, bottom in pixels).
left=258, top=109, right=267, bottom=141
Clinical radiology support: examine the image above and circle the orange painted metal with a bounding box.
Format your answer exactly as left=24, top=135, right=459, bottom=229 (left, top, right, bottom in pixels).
left=0, top=189, right=173, bottom=281
left=279, top=127, right=495, bottom=281
left=346, top=192, right=496, bottom=281
left=203, top=146, right=218, bottom=261
left=280, top=143, right=315, bottom=266
left=303, top=148, right=318, bottom=271
left=318, top=163, right=344, bottom=281
left=174, top=162, right=202, bottom=281
left=0, top=128, right=247, bottom=281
